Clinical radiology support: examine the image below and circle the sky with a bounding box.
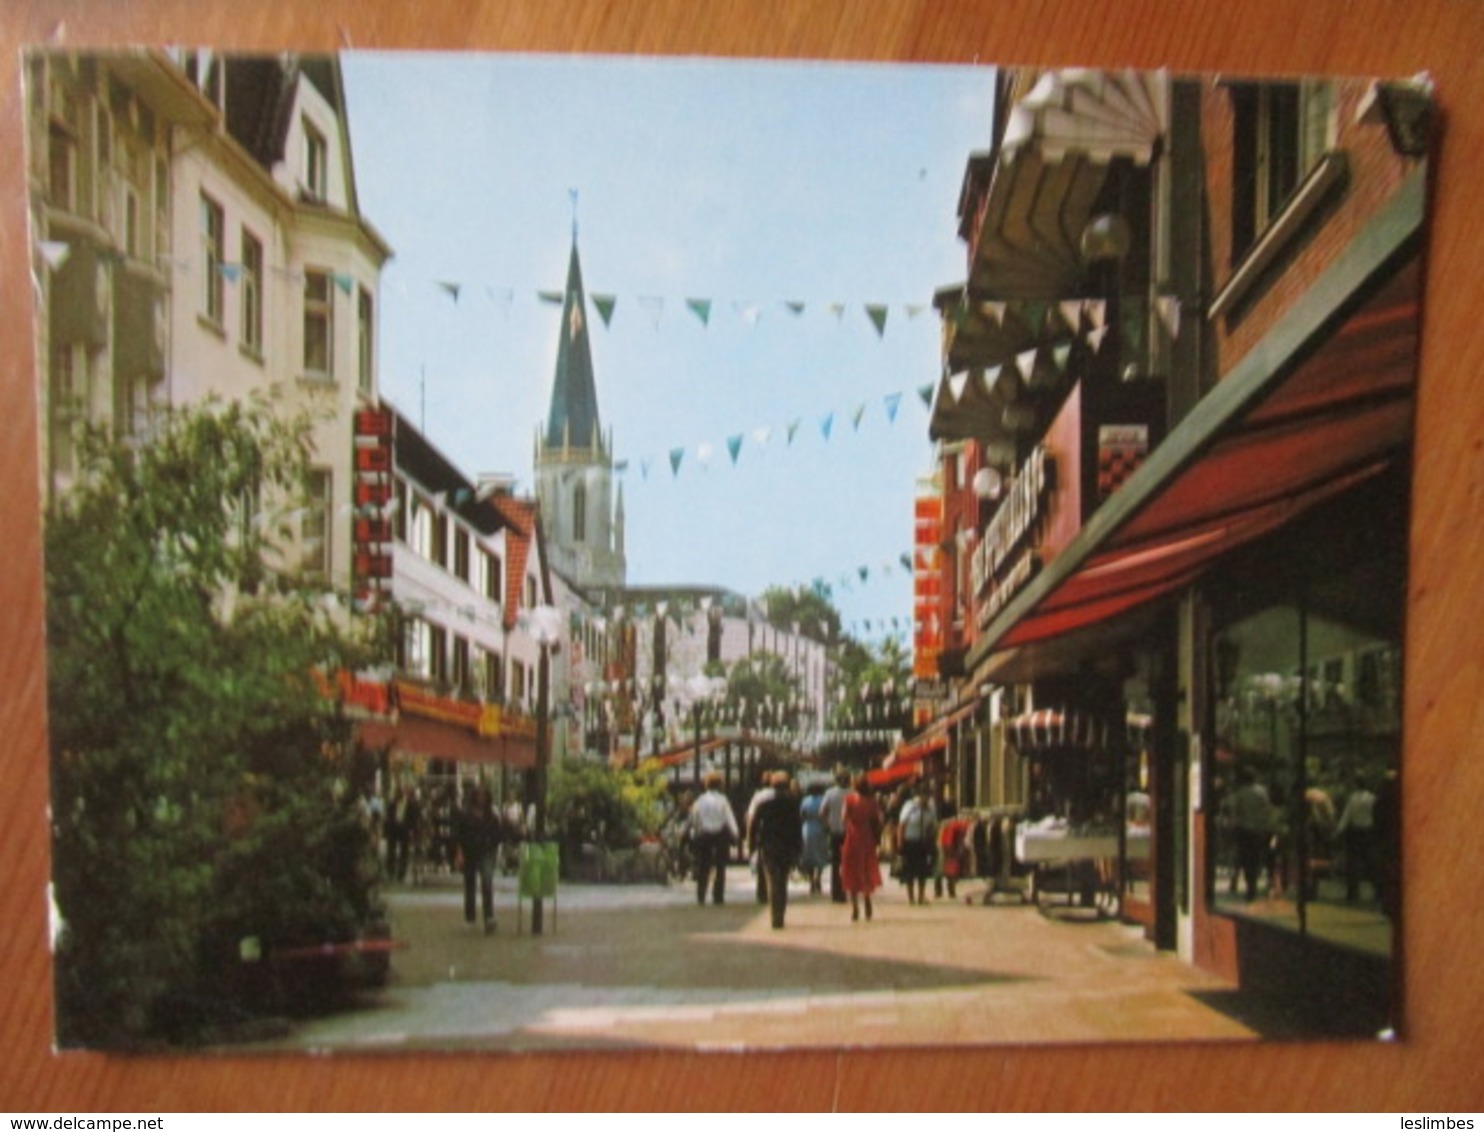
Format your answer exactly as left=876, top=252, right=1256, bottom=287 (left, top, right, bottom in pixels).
left=340, top=52, right=997, bottom=643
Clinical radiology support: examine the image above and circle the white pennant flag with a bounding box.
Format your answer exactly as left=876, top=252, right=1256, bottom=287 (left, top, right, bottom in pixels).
left=948, top=372, right=970, bottom=403
left=1085, top=299, right=1107, bottom=330
left=981, top=364, right=1005, bottom=397
left=1016, top=347, right=1040, bottom=381
left=752, top=426, right=773, bottom=447
left=1087, top=325, right=1111, bottom=353
left=979, top=300, right=1007, bottom=326
left=1058, top=300, right=1084, bottom=331
left=1157, top=296, right=1182, bottom=340
left=38, top=240, right=70, bottom=269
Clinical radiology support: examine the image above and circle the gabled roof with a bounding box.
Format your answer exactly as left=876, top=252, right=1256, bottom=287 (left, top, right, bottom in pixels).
left=543, top=239, right=602, bottom=451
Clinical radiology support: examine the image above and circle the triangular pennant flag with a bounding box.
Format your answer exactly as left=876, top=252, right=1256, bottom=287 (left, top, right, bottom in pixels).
left=727, top=434, right=743, bottom=464
left=918, top=383, right=935, bottom=408
left=669, top=447, right=685, bottom=476
left=865, top=304, right=889, bottom=337
left=858, top=566, right=870, bottom=582
left=900, top=552, right=913, bottom=571
left=905, top=303, right=927, bottom=319
left=218, top=262, right=243, bottom=283
left=437, top=281, right=462, bottom=303
left=1058, top=299, right=1084, bottom=331
left=1123, top=309, right=1146, bottom=351
left=686, top=298, right=712, bottom=326
left=333, top=271, right=354, bottom=295
left=884, top=392, right=902, bottom=422
left=592, top=294, right=617, bottom=327
left=639, top=295, right=664, bottom=328
left=784, top=301, right=806, bottom=317
left=851, top=403, right=866, bottom=431
left=614, top=459, right=629, bottom=473
left=981, top=364, right=1005, bottom=397
left=1157, top=295, right=1182, bottom=340
left=820, top=413, right=834, bottom=441
left=538, top=289, right=563, bottom=305
left=734, top=301, right=761, bottom=325
left=979, top=300, right=1007, bottom=326
left=1085, top=299, right=1107, bottom=330
left=1016, top=347, right=1040, bottom=381
left=641, top=457, right=653, bottom=480
left=787, top=419, right=801, bottom=445
left=828, top=302, right=846, bottom=321
left=1052, top=342, right=1072, bottom=372
left=752, top=426, right=772, bottom=447
left=1020, top=300, right=1048, bottom=336
left=696, top=441, right=714, bottom=466
left=948, top=372, right=970, bottom=403
left=1088, top=325, right=1111, bottom=352
left=38, top=240, right=70, bottom=269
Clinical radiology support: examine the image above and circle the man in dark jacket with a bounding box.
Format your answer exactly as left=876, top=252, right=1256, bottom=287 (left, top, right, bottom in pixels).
left=455, top=786, right=503, bottom=934
left=749, top=771, right=803, bottom=929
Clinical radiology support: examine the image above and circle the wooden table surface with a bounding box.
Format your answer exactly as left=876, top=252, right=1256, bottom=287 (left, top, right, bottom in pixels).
left=2, top=0, right=1481, bottom=1112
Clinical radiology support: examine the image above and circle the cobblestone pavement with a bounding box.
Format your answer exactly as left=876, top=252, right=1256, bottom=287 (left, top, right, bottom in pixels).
left=265, top=868, right=1260, bottom=1052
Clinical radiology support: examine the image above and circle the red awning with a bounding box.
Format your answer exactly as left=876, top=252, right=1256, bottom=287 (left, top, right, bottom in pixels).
left=884, top=700, right=979, bottom=768
left=979, top=242, right=1421, bottom=660
left=357, top=716, right=535, bottom=768
left=865, top=761, right=922, bottom=789
left=1006, top=708, right=1152, bottom=752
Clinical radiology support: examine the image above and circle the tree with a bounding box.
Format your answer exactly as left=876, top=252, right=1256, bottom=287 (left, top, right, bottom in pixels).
left=759, top=584, right=841, bottom=643
left=46, top=397, right=387, bottom=1047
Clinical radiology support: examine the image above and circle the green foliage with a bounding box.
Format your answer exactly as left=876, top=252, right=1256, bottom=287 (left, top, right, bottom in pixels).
left=723, top=652, right=803, bottom=729
left=547, top=759, right=668, bottom=848
left=759, top=584, right=840, bottom=643
left=46, top=397, right=387, bottom=1048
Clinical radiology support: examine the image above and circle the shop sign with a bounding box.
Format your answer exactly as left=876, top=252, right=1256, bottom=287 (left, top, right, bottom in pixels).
left=977, top=550, right=1041, bottom=630
left=1097, top=424, right=1149, bottom=500
left=970, top=444, right=1053, bottom=597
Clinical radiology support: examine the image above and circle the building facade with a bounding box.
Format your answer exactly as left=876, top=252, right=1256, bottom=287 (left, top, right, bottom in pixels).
left=921, top=66, right=1428, bottom=1033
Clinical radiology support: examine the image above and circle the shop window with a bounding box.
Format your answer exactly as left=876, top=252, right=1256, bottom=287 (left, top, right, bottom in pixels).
left=1206, top=479, right=1404, bottom=959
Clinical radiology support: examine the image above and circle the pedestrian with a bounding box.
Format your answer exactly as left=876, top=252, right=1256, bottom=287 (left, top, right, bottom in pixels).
left=897, top=781, right=939, bottom=905
left=840, top=774, right=884, bottom=923
left=386, top=784, right=421, bottom=883
left=1336, top=771, right=1378, bottom=903
left=745, top=769, right=776, bottom=905
left=501, top=789, right=526, bottom=876
left=798, top=781, right=830, bottom=895
left=688, top=771, right=739, bottom=905
left=820, top=768, right=850, bottom=903
left=455, top=785, right=503, bottom=934
left=1231, top=769, right=1273, bottom=902
left=749, top=770, right=802, bottom=929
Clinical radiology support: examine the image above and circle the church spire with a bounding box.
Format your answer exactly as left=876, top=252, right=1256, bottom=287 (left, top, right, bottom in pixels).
left=543, top=231, right=601, bottom=452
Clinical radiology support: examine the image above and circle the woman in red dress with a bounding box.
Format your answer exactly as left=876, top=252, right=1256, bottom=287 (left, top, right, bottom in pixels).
left=840, top=774, right=884, bottom=922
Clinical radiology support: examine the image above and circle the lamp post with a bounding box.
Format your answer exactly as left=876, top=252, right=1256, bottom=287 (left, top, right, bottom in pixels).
left=526, top=603, right=562, bottom=935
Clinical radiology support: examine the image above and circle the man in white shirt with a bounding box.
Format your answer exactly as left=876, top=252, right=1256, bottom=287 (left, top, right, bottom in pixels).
left=689, top=772, right=740, bottom=906
left=820, top=769, right=851, bottom=904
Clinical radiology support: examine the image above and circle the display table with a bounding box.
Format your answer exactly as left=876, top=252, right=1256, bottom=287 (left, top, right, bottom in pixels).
left=1015, top=822, right=1151, bottom=917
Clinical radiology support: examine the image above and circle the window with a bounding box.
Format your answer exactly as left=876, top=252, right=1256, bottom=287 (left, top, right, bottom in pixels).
left=430, top=511, right=448, bottom=569
left=482, top=648, right=504, bottom=703
left=451, top=636, right=471, bottom=695
left=572, top=481, right=587, bottom=542
left=240, top=229, right=263, bottom=356
left=392, top=477, right=408, bottom=542
left=453, top=527, right=470, bottom=582
left=153, top=156, right=169, bottom=259
left=200, top=193, right=224, bottom=325
left=123, top=185, right=141, bottom=258
left=303, top=118, right=327, bottom=201
left=428, top=623, right=447, bottom=684
left=113, top=369, right=150, bottom=442
left=303, top=269, right=333, bottom=378
left=357, top=286, right=374, bottom=394
left=48, top=120, right=77, bottom=212
left=302, top=467, right=333, bottom=580
left=483, top=549, right=503, bottom=603
left=1231, top=81, right=1333, bottom=262
left=511, top=660, right=528, bottom=709
left=94, top=104, right=112, bottom=228
left=524, top=574, right=537, bottom=610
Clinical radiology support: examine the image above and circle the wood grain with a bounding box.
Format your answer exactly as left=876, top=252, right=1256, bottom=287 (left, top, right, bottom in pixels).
left=2, top=0, right=1481, bottom=1112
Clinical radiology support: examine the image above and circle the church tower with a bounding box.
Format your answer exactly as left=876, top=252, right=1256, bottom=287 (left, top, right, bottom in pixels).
left=533, top=232, right=626, bottom=590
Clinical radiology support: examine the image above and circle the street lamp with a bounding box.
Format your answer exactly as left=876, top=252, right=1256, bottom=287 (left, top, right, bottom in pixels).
left=526, top=603, right=562, bottom=935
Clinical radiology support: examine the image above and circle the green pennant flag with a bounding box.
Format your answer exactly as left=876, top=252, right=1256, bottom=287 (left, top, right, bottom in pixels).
left=1052, top=342, right=1072, bottom=371
left=727, top=434, right=743, bottom=465
left=900, top=552, right=913, bottom=571
left=851, top=403, right=866, bottom=431
left=669, top=447, right=685, bottom=476
left=538, top=289, right=563, bottom=305
left=918, top=383, right=935, bottom=408
left=1020, top=300, right=1048, bottom=336
left=784, top=300, right=806, bottom=316
left=865, top=304, right=889, bottom=337
left=686, top=298, right=712, bottom=326
left=592, top=294, right=617, bottom=327
left=437, top=281, right=462, bottom=303
left=858, top=565, right=870, bottom=582
left=787, top=419, right=801, bottom=445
